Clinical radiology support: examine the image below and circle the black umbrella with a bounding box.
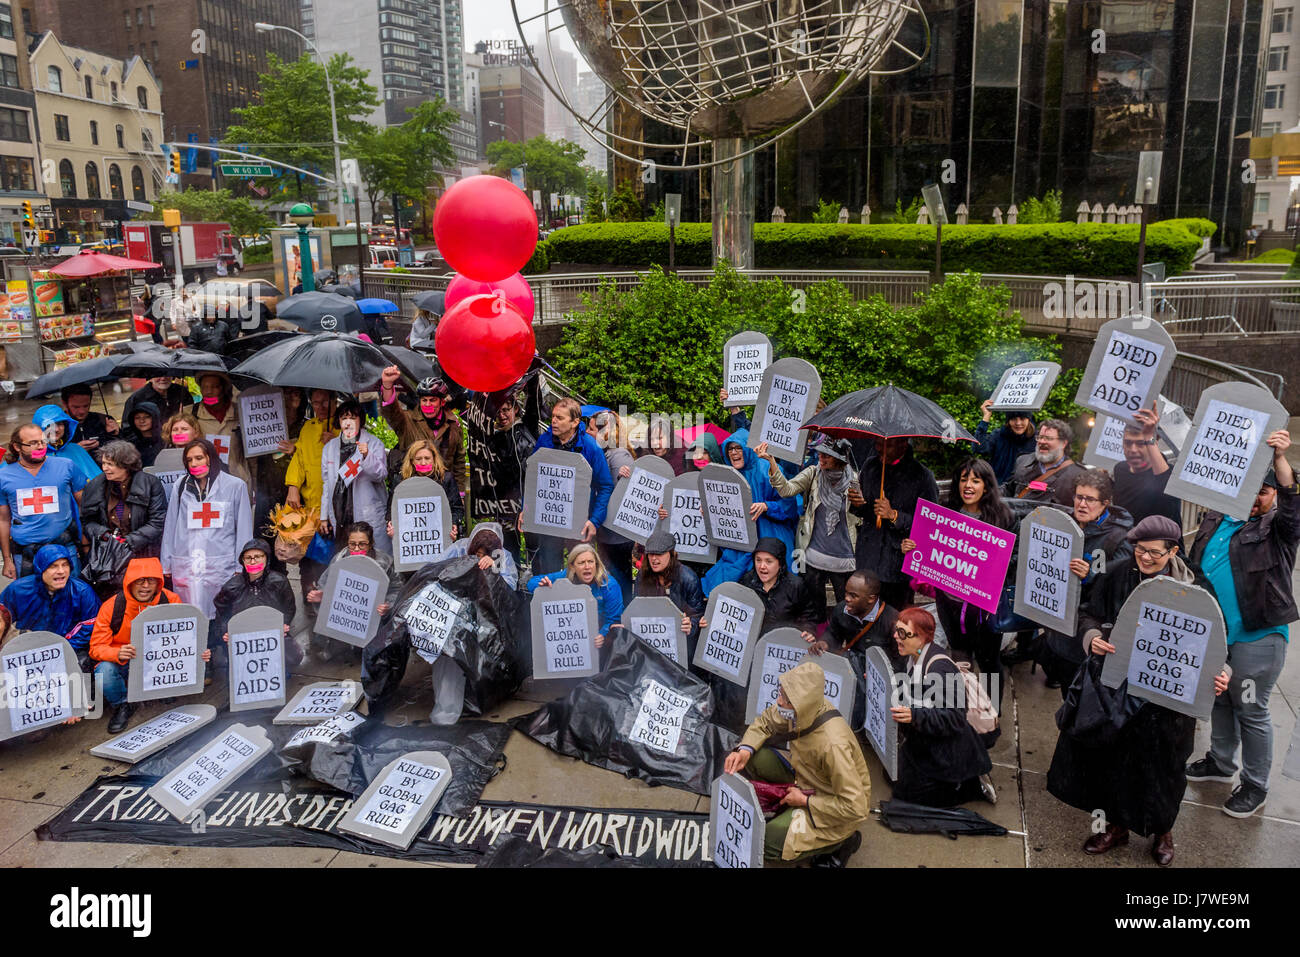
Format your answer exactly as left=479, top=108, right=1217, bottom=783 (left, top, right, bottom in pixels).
left=221, top=330, right=301, bottom=367
left=875, top=800, right=1008, bottom=838
left=230, top=332, right=389, bottom=393
left=314, top=268, right=338, bottom=284
left=378, top=344, right=467, bottom=404
left=26, top=355, right=127, bottom=399
left=320, top=282, right=360, bottom=300
left=275, top=291, right=366, bottom=333
left=112, top=346, right=230, bottom=379
left=412, top=290, right=445, bottom=314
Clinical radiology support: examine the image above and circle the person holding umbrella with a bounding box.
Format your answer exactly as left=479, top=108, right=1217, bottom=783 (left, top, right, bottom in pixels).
left=119, top=401, right=163, bottom=467
left=123, top=376, right=191, bottom=425
left=186, top=305, right=238, bottom=354
left=60, top=384, right=117, bottom=456
left=31, top=405, right=101, bottom=487
left=408, top=291, right=444, bottom=351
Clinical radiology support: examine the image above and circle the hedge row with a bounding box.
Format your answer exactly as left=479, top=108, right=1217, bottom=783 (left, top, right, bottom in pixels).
left=544, top=220, right=1207, bottom=275
left=523, top=240, right=550, bottom=275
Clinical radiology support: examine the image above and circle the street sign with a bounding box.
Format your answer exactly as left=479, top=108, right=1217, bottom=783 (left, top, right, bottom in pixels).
left=340, top=158, right=359, bottom=186
left=21, top=228, right=36, bottom=247
left=218, top=163, right=275, bottom=177
left=127, top=200, right=154, bottom=213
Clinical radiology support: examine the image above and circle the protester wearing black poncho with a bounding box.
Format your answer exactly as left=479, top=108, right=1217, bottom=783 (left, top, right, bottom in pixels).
left=213, top=538, right=302, bottom=668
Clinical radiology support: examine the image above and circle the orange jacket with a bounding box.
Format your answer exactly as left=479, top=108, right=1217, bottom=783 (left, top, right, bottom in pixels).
left=89, top=557, right=182, bottom=663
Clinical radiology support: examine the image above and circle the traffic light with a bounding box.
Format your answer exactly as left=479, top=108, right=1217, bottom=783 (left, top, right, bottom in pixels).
left=21, top=201, right=33, bottom=227
left=169, top=150, right=181, bottom=175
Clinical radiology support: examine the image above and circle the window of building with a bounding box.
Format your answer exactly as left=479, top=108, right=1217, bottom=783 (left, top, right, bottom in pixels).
left=128, top=44, right=134, bottom=57
left=131, top=165, right=145, bottom=200
left=108, top=163, right=123, bottom=199
left=124, top=8, right=131, bottom=29
left=1255, top=193, right=1272, bottom=215
left=110, top=81, right=118, bottom=100
left=1270, top=46, right=1290, bottom=71
left=0, top=107, right=28, bottom=142
left=1275, top=8, right=1294, bottom=33
left=1266, top=84, right=1287, bottom=110
left=151, top=41, right=158, bottom=62
left=136, top=7, right=142, bottom=26
left=84, top=74, right=93, bottom=98
left=141, top=127, right=152, bottom=150
left=58, top=158, right=75, bottom=197
left=88, top=119, right=98, bottom=145
left=115, top=124, right=124, bottom=149
left=1263, top=120, right=1283, bottom=135
left=147, top=4, right=154, bottom=26
left=53, top=114, right=69, bottom=141
left=136, top=85, right=148, bottom=109
left=0, top=5, right=13, bottom=41
left=0, top=54, right=15, bottom=89
left=47, top=65, right=62, bottom=92
left=85, top=161, right=100, bottom=198
left=0, top=156, right=35, bottom=192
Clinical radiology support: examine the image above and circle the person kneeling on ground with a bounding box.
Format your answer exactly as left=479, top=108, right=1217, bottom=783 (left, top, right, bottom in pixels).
left=723, top=660, right=870, bottom=866
left=0, top=543, right=99, bottom=646
left=215, top=539, right=302, bottom=671
left=89, top=557, right=209, bottom=734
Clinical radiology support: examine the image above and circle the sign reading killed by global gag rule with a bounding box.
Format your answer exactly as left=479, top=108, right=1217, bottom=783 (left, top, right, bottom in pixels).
left=904, top=500, right=1016, bottom=614
left=1013, top=507, right=1084, bottom=633
left=989, top=361, right=1061, bottom=412
left=1163, top=382, right=1289, bottom=521
left=621, top=596, right=687, bottom=665
left=1101, top=578, right=1227, bottom=721
left=744, top=628, right=807, bottom=723
left=127, top=603, right=206, bottom=703
left=227, top=605, right=287, bottom=714
left=604, top=455, right=675, bottom=545
left=665, top=473, right=715, bottom=563
left=146, top=448, right=185, bottom=503
left=626, top=678, right=694, bottom=756
left=90, top=704, right=217, bottom=764
left=862, top=646, right=898, bottom=780
left=1073, top=316, right=1176, bottom=426
left=723, top=331, right=772, bottom=406
left=236, top=385, right=288, bottom=457
left=748, top=357, right=822, bottom=464
left=808, top=651, right=855, bottom=720
left=390, top=476, right=452, bottom=572
left=529, top=578, right=600, bottom=680
left=147, top=723, right=273, bottom=824
left=0, top=631, right=86, bottom=741
left=693, top=581, right=764, bottom=685
left=1082, top=413, right=1127, bottom=469
left=698, top=463, right=757, bottom=553
left=401, top=582, right=466, bottom=664
left=710, top=773, right=764, bottom=869
left=314, top=554, right=387, bottom=647
left=338, top=750, right=453, bottom=851
left=521, top=448, right=592, bottom=539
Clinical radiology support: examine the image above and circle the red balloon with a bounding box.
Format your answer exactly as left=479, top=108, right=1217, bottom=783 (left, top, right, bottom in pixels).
left=433, top=175, right=538, bottom=282
left=445, top=272, right=535, bottom=323
left=434, top=293, right=535, bottom=393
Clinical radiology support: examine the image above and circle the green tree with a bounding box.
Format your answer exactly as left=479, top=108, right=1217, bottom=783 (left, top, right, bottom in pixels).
left=812, top=198, right=843, bottom=223
left=1018, top=189, right=1062, bottom=224
left=880, top=195, right=924, bottom=224
left=584, top=178, right=606, bottom=222
left=225, top=52, right=380, bottom=201
left=486, top=135, right=587, bottom=207
left=155, top=188, right=275, bottom=245
left=351, top=99, right=456, bottom=226
left=607, top=182, right=642, bottom=222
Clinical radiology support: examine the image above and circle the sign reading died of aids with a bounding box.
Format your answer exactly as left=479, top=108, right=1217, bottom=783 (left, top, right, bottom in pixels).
left=1073, top=315, right=1176, bottom=427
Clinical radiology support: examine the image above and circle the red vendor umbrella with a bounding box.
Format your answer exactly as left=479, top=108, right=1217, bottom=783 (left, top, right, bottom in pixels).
left=46, top=250, right=161, bottom=277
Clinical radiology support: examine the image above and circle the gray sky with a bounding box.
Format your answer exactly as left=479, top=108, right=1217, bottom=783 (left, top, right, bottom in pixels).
left=462, top=0, right=588, bottom=70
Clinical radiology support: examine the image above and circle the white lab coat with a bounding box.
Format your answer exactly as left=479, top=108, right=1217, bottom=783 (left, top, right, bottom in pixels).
left=320, top=429, right=391, bottom=553
left=160, top=468, right=253, bottom=617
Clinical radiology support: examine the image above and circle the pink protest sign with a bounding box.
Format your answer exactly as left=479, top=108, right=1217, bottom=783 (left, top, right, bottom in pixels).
left=905, top=500, right=1016, bottom=613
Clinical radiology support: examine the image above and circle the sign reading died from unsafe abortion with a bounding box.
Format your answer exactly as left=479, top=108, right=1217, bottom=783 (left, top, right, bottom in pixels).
left=338, top=750, right=453, bottom=851
left=666, top=473, right=716, bottom=563
left=749, top=357, right=822, bottom=464
left=529, top=578, right=600, bottom=680
left=604, top=455, right=675, bottom=545
left=127, top=603, right=205, bottom=702
left=522, top=449, right=592, bottom=539
left=626, top=678, right=694, bottom=756
left=147, top=723, right=272, bottom=824
left=237, top=385, right=288, bottom=457
left=227, top=605, right=287, bottom=713
left=402, top=582, right=466, bottom=664
left=904, top=500, right=1016, bottom=614
left=693, top=581, right=764, bottom=685
left=390, top=476, right=452, bottom=573
left=990, top=361, right=1061, bottom=412
left=0, top=631, right=86, bottom=741
left=1073, top=316, right=1176, bottom=426
left=863, top=646, right=898, bottom=780
left=314, top=554, right=387, bottom=647
left=698, top=463, right=757, bottom=552
left=1163, top=382, right=1289, bottom=521
left=1101, top=578, right=1227, bottom=721
left=621, top=596, right=687, bottom=665
left=90, top=704, right=217, bottom=764
left=710, top=773, right=764, bottom=869
left=1013, top=507, right=1084, bottom=633
left=1082, top=413, right=1127, bottom=469
left=723, top=331, right=772, bottom=406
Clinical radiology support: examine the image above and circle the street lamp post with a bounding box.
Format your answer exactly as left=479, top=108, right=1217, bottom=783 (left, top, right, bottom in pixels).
left=289, top=202, right=316, bottom=292
left=255, top=22, right=345, bottom=218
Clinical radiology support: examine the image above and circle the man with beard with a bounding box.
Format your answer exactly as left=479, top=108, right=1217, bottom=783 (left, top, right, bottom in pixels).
left=1008, top=418, right=1085, bottom=506
left=379, top=369, right=468, bottom=494
left=0, top=424, right=87, bottom=579
left=1113, top=403, right=1181, bottom=524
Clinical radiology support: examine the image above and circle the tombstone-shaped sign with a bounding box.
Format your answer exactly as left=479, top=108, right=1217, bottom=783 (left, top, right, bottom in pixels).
left=314, top=554, right=388, bottom=647
left=803, top=651, right=856, bottom=721
left=698, top=463, right=757, bottom=552
left=273, top=679, right=362, bottom=725
left=1156, top=394, right=1193, bottom=453
left=145, top=448, right=185, bottom=503
left=236, top=384, right=288, bottom=457
left=390, top=476, right=452, bottom=572
left=621, top=596, right=687, bottom=665
left=749, top=357, right=822, bottom=464
left=282, top=710, right=366, bottom=753
left=521, top=448, right=593, bottom=539
left=989, top=361, right=1061, bottom=412
left=127, top=602, right=205, bottom=702
left=693, top=581, right=764, bottom=685
left=147, top=723, right=272, bottom=823
left=1013, top=507, right=1084, bottom=633
left=1163, top=382, right=1289, bottom=521
left=1101, top=577, right=1228, bottom=720
left=862, top=646, right=899, bottom=780
left=666, top=472, right=716, bottom=563
left=624, top=676, right=696, bottom=756
left=1082, top=413, right=1127, bottom=469
left=603, top=454, right=676, bottom=544
left=1073, top=315, right=1176, bottom=426
left=90, top=704, right=217, bottom=764
left=745, top=628, right=810, bottom=722
left=227, top=605, right=287, bottom=713
left=723, top=331, right=772, bottom=406
left=710, top=773, right=764, bottom=869
left=529, top=578, right=601, bottom=679
left=400, top=581, right=468, bottom=664
left=338, top=750, right=454, bottom=851
left=0, top=631, right=86, bottom=740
